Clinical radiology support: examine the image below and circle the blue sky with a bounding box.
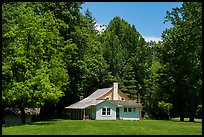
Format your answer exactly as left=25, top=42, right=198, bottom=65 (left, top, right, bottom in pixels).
left=80, top=2, right=183, bottom=42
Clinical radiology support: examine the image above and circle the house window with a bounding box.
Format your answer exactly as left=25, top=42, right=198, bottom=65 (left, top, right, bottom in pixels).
left=106, top=97, right=109, bottom=100
left=102, top=108, right=106, bottom=115
left=102, top=108, right=111, bottom=115
left=124, top=108, right=127, bottom=112
left=107, top=108, right=110, bottom=115
left=121, top=97, right=125, bottom=101
left=128, top=108, right=131, bottom=112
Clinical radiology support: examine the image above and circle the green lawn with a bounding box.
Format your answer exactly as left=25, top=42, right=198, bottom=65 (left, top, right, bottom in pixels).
left=2, top=119, right=202, bottom=135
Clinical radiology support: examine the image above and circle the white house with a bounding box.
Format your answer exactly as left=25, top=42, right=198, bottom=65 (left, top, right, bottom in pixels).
left=64, top=83, right=142, bottom=120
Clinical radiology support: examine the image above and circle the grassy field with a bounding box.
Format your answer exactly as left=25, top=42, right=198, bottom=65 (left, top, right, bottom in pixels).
left=2, top=119, right=202, bottom=135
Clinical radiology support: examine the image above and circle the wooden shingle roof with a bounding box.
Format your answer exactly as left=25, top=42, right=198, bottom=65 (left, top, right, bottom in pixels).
left=65, top=87, right=142, bottom=109
left=65, top=87, right=113, bottom=109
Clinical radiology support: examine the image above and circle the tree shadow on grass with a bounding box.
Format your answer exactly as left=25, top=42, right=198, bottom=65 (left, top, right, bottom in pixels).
left=2, top=119, right=59, bottom=127
left=2, top=122, right=52, bottom=127
left=29, top=119, right=59, bottom=126
left=29, top=121, right=51, bottom=125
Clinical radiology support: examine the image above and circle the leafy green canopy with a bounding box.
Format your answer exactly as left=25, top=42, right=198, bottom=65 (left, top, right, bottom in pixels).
left=2, top=2, right=109, bottom=114
left=157, top=2, right=202, bottom=121
left=99, top=16, right=152, bottom=100
left=2, top=2, right=77, bottom=108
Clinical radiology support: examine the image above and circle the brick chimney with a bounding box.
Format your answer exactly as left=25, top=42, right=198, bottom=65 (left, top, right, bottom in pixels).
left=113, top=83, right=118, bottom=100
left=79, top=96, right=83, bottom=100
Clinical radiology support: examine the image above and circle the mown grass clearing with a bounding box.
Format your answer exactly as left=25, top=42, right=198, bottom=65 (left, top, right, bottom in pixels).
left=2, top=119, right=202, bottom=135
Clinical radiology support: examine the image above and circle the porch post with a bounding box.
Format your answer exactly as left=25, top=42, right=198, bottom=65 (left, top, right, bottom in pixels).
left=73, top=109, right=75, bottom=119
left=77, top=109, right=79, bottom=119
left=80, top=109, right=82, bottom=119
left=72, top=109, right=73, bottom=119
left=76, top=109, right=78, bottom=119
left=75, top=109, right=77, bottom=119
left=71, top=109, right=72, bottom=119
left=72, top=109, right=74, bottom=119
left=76, top=109, right=77, bottom=119
left=81, top=109, right=83, bottom=120
left=83, top=109, right=86, bottom=120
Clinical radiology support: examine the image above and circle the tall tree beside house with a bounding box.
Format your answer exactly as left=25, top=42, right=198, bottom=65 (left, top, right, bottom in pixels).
left=24, top=2, right=110, bottom=117
left=55, top=6, right=108, bottom=99
left=121, top=63, right=137, bottom=99
left=157, top=2, right=202, bottom=122
left=2, top=2, right=77, bottom=123
left=84, top=8, right=98, bottom=34
left=100, top=16, right=153, bottom=104
left=143, top=41, right=163, bottom=118
left=76, top=10, right=111, bottom=97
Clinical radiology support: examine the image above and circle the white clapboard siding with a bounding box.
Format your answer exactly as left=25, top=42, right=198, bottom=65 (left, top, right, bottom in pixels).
left=96, top=101, right=116, bottom=120
left=119, top=107, right=140, bottom=120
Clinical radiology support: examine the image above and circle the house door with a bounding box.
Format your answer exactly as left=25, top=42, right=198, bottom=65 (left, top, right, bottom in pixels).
left=116, top=108, right=119, bottom=119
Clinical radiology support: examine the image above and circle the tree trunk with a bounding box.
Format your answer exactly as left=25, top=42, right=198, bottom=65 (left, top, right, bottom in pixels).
left=189, top=95, right=196, bottom=122
left=189, top=116, right=195, bottom=122
left=180, top=114, right=184, bottom=121
left=20, top=107, right=26, bottom=124
left=167, top=112, right=171, bottom=121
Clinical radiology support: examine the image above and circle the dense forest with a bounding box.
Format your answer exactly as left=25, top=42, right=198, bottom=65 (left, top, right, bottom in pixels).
left=2, top=2, right=202, bottom=123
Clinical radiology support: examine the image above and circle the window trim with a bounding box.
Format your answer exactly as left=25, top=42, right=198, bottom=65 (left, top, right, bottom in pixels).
left=102, top=108, right=106, bottom=115
left=107, top=108, right=110, bottom=115
left=102, top=107, right=111, bottom=116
